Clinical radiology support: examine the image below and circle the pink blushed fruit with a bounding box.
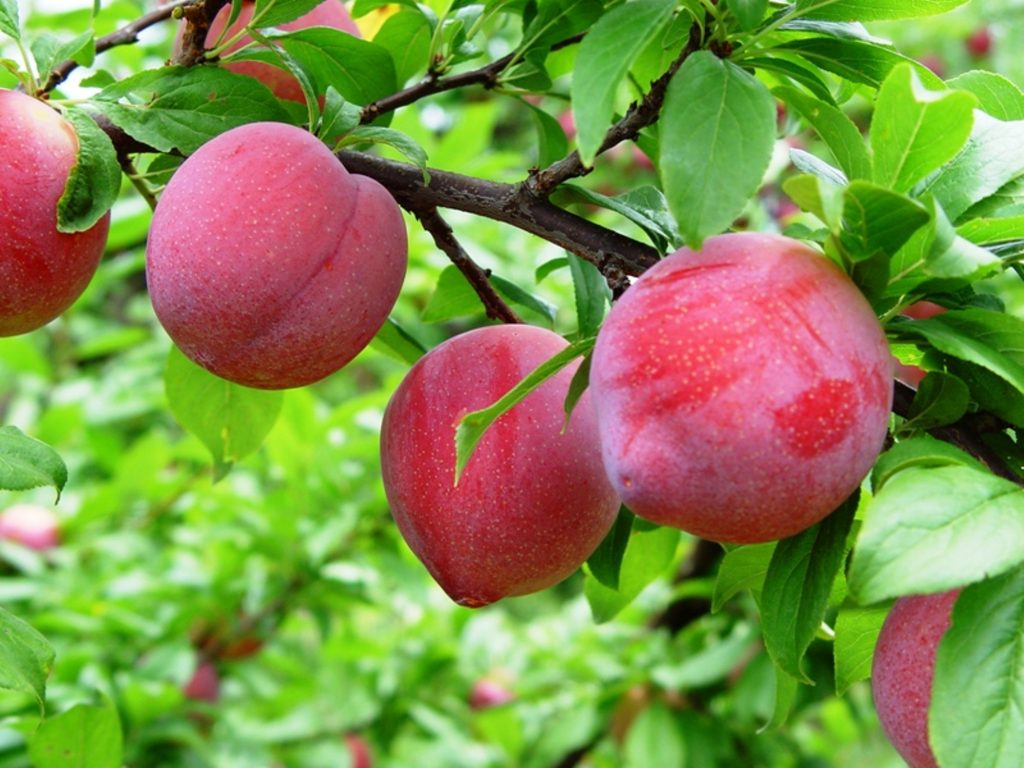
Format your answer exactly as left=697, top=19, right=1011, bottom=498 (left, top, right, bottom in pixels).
left=469, top=678, right=516, bottom=710
left=590, top=232, right=892, bottom=543
left=344, top=733, right=372, bottom=768
left=872, top=590, right=960, bottom=768
left=183, top=659, right=220, bottom=702
left=0, top=504, right=60, bottom=551
left=0, top=90, right=109, bottom=336
left=146, top=122, right=407, bottom=389
left=380, top=325, right=620, bottom=607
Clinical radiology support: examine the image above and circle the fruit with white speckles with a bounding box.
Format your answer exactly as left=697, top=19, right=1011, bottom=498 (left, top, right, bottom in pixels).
left=0, top=89, right=110, bottom=336
left=590, top=232, right=892, bottom=543
left=380, top=325, right=620, bottom=607
left=872, top=590, right=960, bottom=768
left=174, top=0, right=360, bottom=103
left=146, top=122, right=406, bottom=389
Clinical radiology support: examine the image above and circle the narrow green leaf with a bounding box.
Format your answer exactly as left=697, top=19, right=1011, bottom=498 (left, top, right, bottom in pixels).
left=251, top=0, right=323, bottom=28
left=556, top=184, right=679, bottom=252
left=567, top=254, right=609, bottom=338
left=746, top=54, right=837, bottom=104
left=29, top=702, right=123, bottom=768
left=920, top=112, right=1024, bottom=222
left=958, top=215, right=1024, bottom=245
left=372, top=9, right=432, bottom=85
left=778, top=38, right=939, bottom=89
left=455, top=338, right=593, bottom=483
left=796, top=0, right=969, bottom=21
left=901, top=371, right=970, bottom=431
left=338, top=125, right=428, bottom=168
left=712, top=542, right=775, bottom=611
left=725, top=0, right=769, bottom=30
left=370, top=317, right=426, bottom=365
left=660, top=51, right=776, bottom=247
left=871, top=63, right=976, bottom=193
left=58, top=107, right=120, bottom=234
left=849, top=465, right=1024, bottom=604
left=489, top=275, right=558, bottom=325
left=522, top=101, right=570, bottom=169
left=624, top=703, right=687, bottom=768
left=949, top=70, right=1024, bottom=121
left=653, top=622, right=758, bottom=689
left=585, top=522, right=681, bottom=623
left=30, top=31, right=94, bottom=79
left=571, top=0, right=676, bottom=166
left=762, top=659, right=799, bottom=731
left=931, top=569, right=1024, bottom=768
left=164, top=347, right=284, bottom=476
left=585, top=506, right=635, bottom=590
left=562, top=351, right=592, bottom=424
left=870, top=435, right=984, bottom=491
left=0, top=607, right=54, bottom=709
left=0, top=426, right=67, bottom=501
left=422, top=266, right=485, bottom=323
left=94, top=66, right=290, bottom=155
left=521, top=0, right=603, bottom=56
left=833, top=600, right=889, bottom=694
left=839, top=181, right=930, bottom=261
left=761, top=497, right=856, bottom=681
left=317, top=87, right=362, bottom=145
left=774, top=85, right=871, bottom=180
left=0, top=0, right=19, bottom=40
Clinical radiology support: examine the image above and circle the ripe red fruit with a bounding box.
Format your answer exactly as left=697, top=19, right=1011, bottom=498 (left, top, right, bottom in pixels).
left=380, top=325, right=620, bottom=607
left=965, top=26, right=992, bottom=58
left=146, top=122, right=407, bottom=389
left=0, top=504, right=60, bottom=551
left=872, top=590, right=960, bottom=768
left=469, top=678, right=516, bottom=710
left=344, top=733, right=372, bottom=768
left=590, top=232, right=892, bottom=543
left=0, top=90, right=110, bottom=336
left=183, top=659, right=220, bottom=702
left=176, top=0, right=360, bottom=103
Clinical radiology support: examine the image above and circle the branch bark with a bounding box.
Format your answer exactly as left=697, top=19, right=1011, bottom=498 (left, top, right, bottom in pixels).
left=173, top=0, right=231, bottom=66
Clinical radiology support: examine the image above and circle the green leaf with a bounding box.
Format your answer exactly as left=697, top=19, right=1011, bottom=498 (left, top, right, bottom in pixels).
left=164, top=347, right=284, bottom=477
left=571, top=0, right=676, bottom=166
left=0, top=426, right=67, bottom=501
left=0, top=607, right=54, bottom=709
left=871, top=63, right=976, bottom=193
left=839, top=181, right=930, bottom=262
left=660, top=51, right=776, bottom=248
left=317, top=87, right=362, bottom=145
left=747, top=54, right=837, bottom=104
left=93, top=66, right=291, bottom=155
left=712, top=542, right=775, bottom=611
left=870, top=435, right=983, bottom=491
left=370, top=317, right=426, bottom=365
left=849, top=465, right=1024, bottom=604
left=57, top=107, right=120, bottom=234
left=948, top=70, right=1024, bottom=121
left=422, top=266, right=555, bottom=325
left=653, top=621, right=759, bottom=689
left=958, top=215, right=1024, bottom=245
left=562, top=352, right=591, bottom=424
left=796, top=0, right=969, bottom=21
left=760, top=497, right=856, bottom=681
left=489, top=275, right=558, bottom=325
left=256, top=28, right=398, bottom=109
left=901, top=371, right=970, bottom=430
left=931, top=568, right=1024, bottom=768
left=763, top=660, right=799, bottom=731
left=624, top=703, right=687, bottom=768
left=0, top=0, right=19, bottom=40
left=373, top=9, right=432, bottom=85
left=833, top=600, right=888, bottom=694
left=783, top=172, right=844, bottom=227
left=28, top=702, right=123, bottom=768
left=520, top=0, right=603, bottom=56
left=454, top=338, right=592, bottom=483
left=251, top=0, right=324, bottom=28
left=567, top=254, right=609, bottom=338
left=338, top=125, right=428, bottom=168
left=556, top=184, right=680, bottom=252
left=30, top=30, right=94, bottom=79
left=774, top=85, right=870, bottom=180
left=725, top=0, right=768, bottom=30
left=920, top=112, right=1024, bottom=222
left=778, top=37, right=938, bottom=89
left=586, top=506, right=635, bottom=590
left=585, top=521, right=681, bottom=623
left=901, top=309, right=1024, bottom=396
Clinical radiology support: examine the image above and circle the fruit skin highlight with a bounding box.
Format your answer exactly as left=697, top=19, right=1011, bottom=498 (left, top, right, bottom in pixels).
left=0, top=89, right=110, bottom=336
left=380, top=325, right=620, bottom=607
left=872, top=590, right=960, bottom=768
left=177, top=0, right=361, bottom=103
left=590, top=232, right=892, bottom=544
left=146, top=121, right=407, bottom=389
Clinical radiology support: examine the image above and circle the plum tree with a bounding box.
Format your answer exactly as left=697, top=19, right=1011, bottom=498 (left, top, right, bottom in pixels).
left=0, top=503, right=60, bottom=551
left=380, top=324, right=620, bottom=607
left=175, top=0, right=360, bottom=102
left=872, top=590, right=960, bottom=768
left=589, top=232, right=892, bottom=544
left=0, top=90, right=109, bottom=337
left=145, top=121, right=407, bottom=389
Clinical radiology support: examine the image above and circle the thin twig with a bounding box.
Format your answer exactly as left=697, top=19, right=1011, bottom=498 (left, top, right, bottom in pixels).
left=413, top=207, right=523, bottom=324
left=42, top=0, right=193, bottom=93
left=173, top=0, right=231, bottom=66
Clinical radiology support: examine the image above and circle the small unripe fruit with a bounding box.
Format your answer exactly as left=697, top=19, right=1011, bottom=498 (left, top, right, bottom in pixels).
left=183, top=659, right=220, bottom=702
left=0, top=504, right=60, bottom=551
left=176, top=0, right=360, bottom=103
left=590, top=233, right=892, bottom=543
left=469, top=678, right=515, bottom=710
left=872, top=590, right=960, bottom=768
left=380, top=325, right=620, bottom=607
left=146, top=122, right=407, bottom=389
left=0, top=90, right=109, bottom=336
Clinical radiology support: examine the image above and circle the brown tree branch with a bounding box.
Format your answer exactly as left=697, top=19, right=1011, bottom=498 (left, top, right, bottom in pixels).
left=42, top=0, right=193, bottom=94
left=413, top=207, right=523, bottom=324
left=173, top=0, right=231, bottom=66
